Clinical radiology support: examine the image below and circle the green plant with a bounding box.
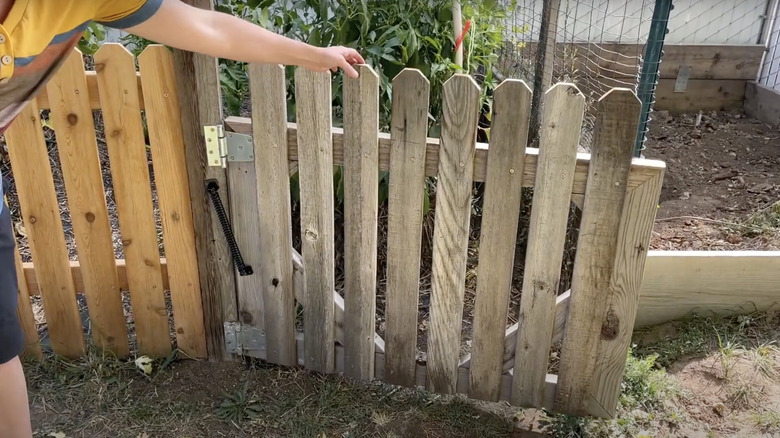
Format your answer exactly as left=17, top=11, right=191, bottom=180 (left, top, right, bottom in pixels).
left=78, top=22, right=107, bottom=55
left=215, top=381, right=263, bottom=423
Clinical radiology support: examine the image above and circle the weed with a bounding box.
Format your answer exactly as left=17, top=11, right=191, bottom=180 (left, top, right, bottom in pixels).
left=620, top=349, right=678, bottom=411
left=753, top=409, right=780, bottom=433
left=727, top=382, right=761, bottom=409
left=751, top=342, right=779, bottom=379
left=215, top=381, right=262, bottom=424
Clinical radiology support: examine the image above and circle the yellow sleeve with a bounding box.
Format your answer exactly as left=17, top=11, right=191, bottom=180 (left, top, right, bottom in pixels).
left=93, top=0, right=163, bottom=29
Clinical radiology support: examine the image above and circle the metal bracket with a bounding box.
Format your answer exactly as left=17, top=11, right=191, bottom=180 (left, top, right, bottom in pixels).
left=224, top=132, right=255, bottom=163
left=224, top=322, right=266, bottom=357
left=674, top=65, right=690, bottom=93
left=204, top=125, right=254, bottom=167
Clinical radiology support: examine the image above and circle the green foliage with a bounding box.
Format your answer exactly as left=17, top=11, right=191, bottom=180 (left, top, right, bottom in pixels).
left=77, top=23, right=107, bottom=56
left=215, top=381, right=263, bottom=423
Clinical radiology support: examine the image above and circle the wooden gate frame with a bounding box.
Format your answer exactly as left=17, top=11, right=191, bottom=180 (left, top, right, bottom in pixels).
left=213, top=77, right=663, bottom=419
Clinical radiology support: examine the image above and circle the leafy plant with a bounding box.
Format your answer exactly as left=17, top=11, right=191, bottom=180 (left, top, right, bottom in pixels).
left=215, top=381, right=263, bottom=423
left=78, top=22, right=107, bottom=55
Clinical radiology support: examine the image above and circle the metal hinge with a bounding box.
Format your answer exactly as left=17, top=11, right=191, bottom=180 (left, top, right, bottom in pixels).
left=224, top=322, right=266, bottom=357
left=204, top=125, right=254, bottom=167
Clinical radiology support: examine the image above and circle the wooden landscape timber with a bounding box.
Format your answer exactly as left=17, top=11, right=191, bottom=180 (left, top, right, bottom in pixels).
left=744, top=81, right=780, bottom=127
left=503, top=43, right=764, bottom=113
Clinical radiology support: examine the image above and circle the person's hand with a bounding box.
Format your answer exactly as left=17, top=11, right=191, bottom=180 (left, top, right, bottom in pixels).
left=307, top=46, right=366, bottom=78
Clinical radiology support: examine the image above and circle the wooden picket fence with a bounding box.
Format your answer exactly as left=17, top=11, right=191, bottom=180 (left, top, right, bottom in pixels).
left=224, top=63, right=665, bottom=417
left=6, top=44, right=207, bottom=360
left=5, top=42, right=666, bottom=419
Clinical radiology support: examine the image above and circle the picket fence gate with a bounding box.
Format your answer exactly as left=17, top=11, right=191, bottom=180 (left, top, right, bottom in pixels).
left=4, top=43, right=665, bottom=419
left=222, top=62, right=665, bottom=418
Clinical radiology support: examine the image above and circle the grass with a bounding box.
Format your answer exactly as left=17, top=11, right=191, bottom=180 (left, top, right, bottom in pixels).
left=23, top=347, right=520, bottom=438
left=543, top=311, right=780, bottom=438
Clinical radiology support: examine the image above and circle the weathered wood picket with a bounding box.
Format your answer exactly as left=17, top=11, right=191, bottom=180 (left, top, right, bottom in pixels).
left=223, top=61, right=665, bottom=417
left=5, top=42, right=665, bottom=420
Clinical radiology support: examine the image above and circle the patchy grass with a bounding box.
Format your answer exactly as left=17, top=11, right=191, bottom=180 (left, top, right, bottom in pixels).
left=531, top=311, right=780, bottom=437
left=24, top=348, right=520, bottom=438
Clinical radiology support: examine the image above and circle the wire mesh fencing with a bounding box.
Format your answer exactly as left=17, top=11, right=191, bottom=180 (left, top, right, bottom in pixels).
left=759, top=0, right=780, bottom=91
left=495, top=0, right=772, bottom=151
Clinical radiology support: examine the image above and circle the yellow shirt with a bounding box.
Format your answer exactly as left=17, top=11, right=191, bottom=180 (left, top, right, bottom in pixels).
left=0, top=0, right=162, bottom=133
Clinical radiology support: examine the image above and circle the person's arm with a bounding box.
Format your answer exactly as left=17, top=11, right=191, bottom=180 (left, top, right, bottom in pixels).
left=111, top=0, right=365, bottom=77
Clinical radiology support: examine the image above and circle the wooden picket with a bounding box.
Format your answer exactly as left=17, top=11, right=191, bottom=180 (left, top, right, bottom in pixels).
left=47, top=49, right=129, bottom=356
left=5, top=44, right=207, bottom=360
left=94, top=44, right=171, bottom=357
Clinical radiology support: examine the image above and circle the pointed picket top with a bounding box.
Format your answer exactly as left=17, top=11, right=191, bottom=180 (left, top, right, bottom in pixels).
left=137, top=43, right=170, bottom=64
left=544, top=82, right=584, bottom=99
left=596, top=86, right=641, bottom=108
left=93, top=41, right=134, bottom=64
left=392, top=67, right=430, bottom=86
left=494, top=77, right=532, bottom=95
left=442, top=72, right=480, bottom=98
left=351, top=63, right=379, bottom=81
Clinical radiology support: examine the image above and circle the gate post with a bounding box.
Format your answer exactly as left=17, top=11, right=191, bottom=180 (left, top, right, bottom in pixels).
left=172, top=0, right=238, bottom=361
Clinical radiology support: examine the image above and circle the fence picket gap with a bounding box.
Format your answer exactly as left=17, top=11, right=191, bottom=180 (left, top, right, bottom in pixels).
left=44, top=48, right=129, bottom=355
left=94, top=43, right=171, bottom=357
left=137, top=45, right=207, bottom=358
left=4, top=100, right=85, bottom=358
left=511, top=83, right=585, bottom=407
left=295, top=68, right=336, bottom=372
left=249, top=62, right=296, bottom=365
left=384, top=69, right=430, bottom=387
left=555, top=88, right=641, bottom=416
left=468, top=79, right=532, bottom=402
left=426, top=74, right=480, bottom=395
left=343, top=64, right=380, bottom=380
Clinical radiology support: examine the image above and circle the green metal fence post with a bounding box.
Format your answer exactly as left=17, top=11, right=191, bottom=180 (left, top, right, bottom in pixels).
left=634, top=0, right=674, bottom=157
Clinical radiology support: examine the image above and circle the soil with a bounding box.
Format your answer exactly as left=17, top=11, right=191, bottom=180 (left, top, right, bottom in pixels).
left=643, top=110, right=780, bottom=251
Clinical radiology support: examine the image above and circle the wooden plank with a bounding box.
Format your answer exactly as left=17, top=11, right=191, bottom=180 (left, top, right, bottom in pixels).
left=5, top=197, right=42, bottom=360
left=4, top=101, right=85, bottom=358
left=468, top=79, right=531, bottom=402
left=542, top=43, right=764, bottom=80
left=172, top=0, right=238, bottom=360
left=426, top=74, right=480, bottom=395
left=654, top=79, right=746, bottom=113
left=290, top=248, right=385, bottom=354
left=384, top=69, right=430, bottom=387
left=295, top=68, right=335, bottom=372
left=556, top=88, right=641, bottom=417
left=343, top=64, right=380, bottom=381
left=511, top=83, right=584, bottom=407
left=138, top=45, right=207, bottom=358
left=636, top=251, right=780, bottom=327
left=226, top=139, right=265, bottom=330
left=5, top=102, right=86, bottom=358
left=95, top=43, right=171, bottom=357
left=745, top=81, right=780, bottom=127
left=23, top=259, right=169, bottom=296
left=45, top=49, right=129, bottom=355
left=36, top=70, right=144, bottom=111
left=588, top=167, right=663, bottom=417
left=249, top=62, right=296, bottom=365
left=223, top=117, right=666, bottom=193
